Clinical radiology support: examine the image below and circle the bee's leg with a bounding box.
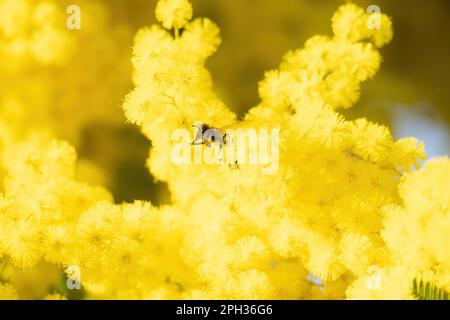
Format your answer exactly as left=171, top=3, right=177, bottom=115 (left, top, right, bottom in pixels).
left=217, top=143, right=223, bottom=161
left=228, top=160, right=240, bottom=169
left=223, top=133, right=229, bottom=144
left=223, top=133, right=233, bottom=145
left=193, top=132, right=203, bottom=142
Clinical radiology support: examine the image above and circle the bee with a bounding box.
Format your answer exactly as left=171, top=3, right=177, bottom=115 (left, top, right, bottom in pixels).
left=191, top=122, right=240, bottom=163
left=191, top=119, right=255, bottom=146
left=191, top=123, right=230, bottom=147
left=191, top=119, right=255, bottom=165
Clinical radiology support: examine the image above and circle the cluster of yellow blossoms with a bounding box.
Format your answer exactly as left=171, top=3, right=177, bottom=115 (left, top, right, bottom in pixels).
left=0, top=0, right=449, bottom=299
left=0, top=0, right=130, bottom=151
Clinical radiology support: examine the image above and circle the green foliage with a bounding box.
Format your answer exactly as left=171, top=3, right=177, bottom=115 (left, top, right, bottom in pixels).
left=412, top=278, right=449, bottom=300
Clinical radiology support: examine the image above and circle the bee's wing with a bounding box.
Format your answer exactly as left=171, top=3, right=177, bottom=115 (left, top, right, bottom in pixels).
left=217, top=121, right=240, bottom=131
left=193, top=126, right=203, bottom=142
left=219, top=119, right=257, bottom=131
left=219, top=120, right=260, bottom=151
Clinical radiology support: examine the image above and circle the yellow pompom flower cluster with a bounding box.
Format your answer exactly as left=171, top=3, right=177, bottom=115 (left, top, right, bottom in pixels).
left=348, top=158, right=450, bottom=299
left=0, top=283, right=18, bottom=300
left=156, top=0, right=193, bottom=30
left=260, top=3, right=392, bottom=111
left=0, top=139, right=111, bottom=268
left=0, top=0, right=131, bottom=154
left=119, top=0, right=439, bottom=299
left=0, top=0, right=448, bottom=300
left=0, top=0, right=74, bottom=68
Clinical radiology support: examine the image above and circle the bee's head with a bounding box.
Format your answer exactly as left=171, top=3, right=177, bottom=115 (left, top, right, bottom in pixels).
left=192, top=123, right=210, bottom=133
left=201, top=124, right=210, bottom=133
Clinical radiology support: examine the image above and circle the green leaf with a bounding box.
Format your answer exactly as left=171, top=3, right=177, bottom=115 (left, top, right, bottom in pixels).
left=411, top=278, right=449, bottom=300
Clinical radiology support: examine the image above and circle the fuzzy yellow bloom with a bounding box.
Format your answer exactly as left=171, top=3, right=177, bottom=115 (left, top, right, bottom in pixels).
left=0, top=0, right=131, bottom=161
left=347, top=158, right=450, bottom=299
left=0, top=283, right=18, bottom=300
left=43, top=293, right=67, bottom=300
left=0, top=139, right=111, bottom=268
